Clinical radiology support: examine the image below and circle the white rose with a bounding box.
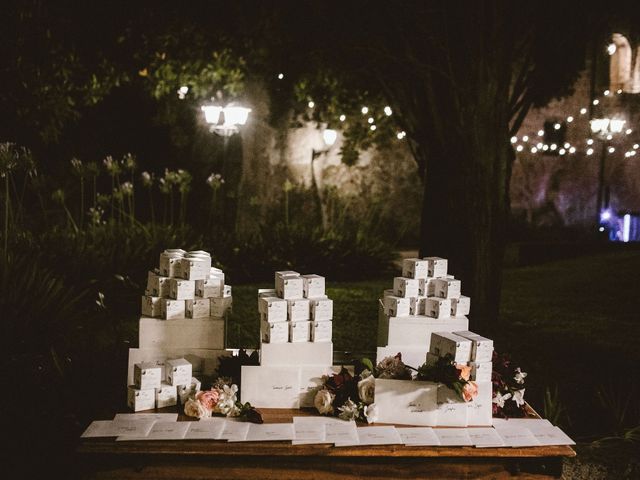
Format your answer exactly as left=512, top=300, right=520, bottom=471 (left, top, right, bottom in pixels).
left=314, top=389, right=335, bottom=415
left=364, top=403, right=379, bottom=424
left=357, top=375, right=375, bottom=405
left=184, top=398, right=208, bottom=419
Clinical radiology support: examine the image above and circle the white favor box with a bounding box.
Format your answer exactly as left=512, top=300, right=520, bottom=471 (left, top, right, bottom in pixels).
left=260, top=341, right=333, bottom=367
left=127, top=386, right=155, bottom=412
left=402, top=258, right=429, bottom=279
left=429, top=332, right=472, bottom=363
left=160, top=298, right=185, bottom=320
left=155, top=383, right=178, bottom=408
left=418, top=278, right=438, bottom=296
left=377, top=312, right=469, bottom=348
left=241, top=365, right=301, bottom=408
left=310, top=298, right=333, bottom=321
left=134, top=361, right=162, bottom=390
left=159, top=251, right=184, bottom=277
left=288, top=299, right=311, bottom=322
left=177, top=377, right=202, bottom=404
left=424, top=298, right=451, bottom=319
left=290, top=321, right=311, bottom=342
left=384, top=296, right=411, bottom=317
left=147, top=271, right=171, bottom=298
left=210, top=296, right=232, bottom=317
left=393, top=277, right=419, bottom=298
left=275, top=271, right=300, bottom=295
left=166, top=358, right=192, bottom=386
left=181, top=255, right=212, bottom=281
left=138, top=317, right=225, bottom=350
left=434, top=278, right=461, bottom=299
left=258, top=288, right=277, bottom=298
left=210, top=266, right=225, bottom=282
left=436, top=385, right=469, bottom=427
left=195, top=276, right=223, bottom=298
left=454, top=331, right=494, bottom=363
left=424, top=257, right=448, bottom=278
left=259, top=296, right=288, bottom=323
left=302, top=274, right=325, bottom=298
left=311, top=320, right=332, bottom=342
left=141, top=296, right=162, bottom=318
left=451, top=295, right=471, bottom=316
left=261, top=320, right=289, bottom=344
left=470, top=361, right=492, bottom=383
left=277, top=275, right=304, bottom=299
left=223, top=285, right=232, bottom=297
left=186, top=298, right=210, bottom=318
left=168, top=278, right=195, bottom=300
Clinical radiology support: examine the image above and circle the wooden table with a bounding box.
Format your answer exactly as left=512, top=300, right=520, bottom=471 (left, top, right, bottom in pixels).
left=77, top=406, right=575, bottom=479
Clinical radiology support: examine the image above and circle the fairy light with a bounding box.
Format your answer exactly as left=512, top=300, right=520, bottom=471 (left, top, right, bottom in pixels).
left=538, top=129, right=544, bottom=136
left=554, top=123, right=561, bottom=130
left=607, top=43, right=616, bottom=55
left=277, top=73, right=284, bottom=80
left=361, top=106, right=369, bottom=114
left=516, top=145, right=524, bottom=152
left=396, top=131, right=406, bottom=140
left=580, top=108, right=588, bottom=115
left=339, top=114, right=346, bottom=122
left=606, top=134, right=613, bottom=140
left=368, top=117, right=374, bottom=124
left=543, top=144, right=549, bottom=151
left=587, top=148, right=594, bottom=155
left=587, top=139, right=594, bottom=145
left=522, top=135, right=529, bottom=142
left=550, top=144, right=557, bottom=151
left=593, top=99, right=600, bottom=105
left=626, top=128, right=633, bottom=135
left=569, top=147, right=576, bottom=154
left=536, top=142, right=543, bottom=149
left=531, top=147, right=538, bottom=153
left=559, top=148, right=566, bottom=155
left=370, top=125, right=377, bottom=131
left=634, top=144, right=639, bottom=149
left=510, top=136, right=518, bottom=143
left=604, top=90, right=610, bottom=96
left=384, top=106, right=392, bottom=116
left=564, top=142, right=570, bottom=148
left=308, top=101, right=315, bottom=108
left=608, top=146, right=615, bottom=153
left=617, top=89, right=623, bottom=94
left=567, top=116, right=574, bottom=123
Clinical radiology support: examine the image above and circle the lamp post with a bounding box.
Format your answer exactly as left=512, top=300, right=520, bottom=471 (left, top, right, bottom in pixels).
left=590, top=117, right=624, bottom=226
left=311, top=128, right=337, bottom=230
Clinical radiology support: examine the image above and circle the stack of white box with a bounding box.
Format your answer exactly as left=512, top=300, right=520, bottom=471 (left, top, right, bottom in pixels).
left=241, top=271, right=335, bottom=409
left=126, top=248, right=231, bottom=406
left=376, top=257, right=471, bottom=368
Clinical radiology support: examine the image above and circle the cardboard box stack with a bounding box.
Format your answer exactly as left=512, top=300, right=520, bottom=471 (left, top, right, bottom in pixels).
left=127, top=248, right=231, bottom=411
left=376, top=257, right=470, bottom=368
left=241, top=271, right=335, bottom=409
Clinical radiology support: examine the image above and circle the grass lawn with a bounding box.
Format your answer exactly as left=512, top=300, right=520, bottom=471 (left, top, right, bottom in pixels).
left=226, top=250, right=640, bottom=439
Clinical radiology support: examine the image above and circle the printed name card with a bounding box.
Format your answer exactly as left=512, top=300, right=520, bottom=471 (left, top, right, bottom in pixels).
left=374, top=379, right=438, bottom=426
left=240, top=366, right=301, bottom=408
left=113, top=413, right=179, bottom=422
left=326, top=421, right=359, bottom=446
left=494, top=427, right=541, bottom=447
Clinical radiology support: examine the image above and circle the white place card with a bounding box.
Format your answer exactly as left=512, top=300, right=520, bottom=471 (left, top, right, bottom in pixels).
left=529, top=426, right=575, bottom=446
left=240, top=366, right=301, bottom=408
left=466, top=427, right=505, bottom=447
left=433, top=428, right=473, bottom=446
left=184, top=419, right=226, bottom=440
left=292, top=420, right=327, bottom=445
left=113, top=413, right=178, bottom=422
left=245, top=423, right=296, bottom=442
left=495, top=427, right=541, bottom=447
left=325, top=421, right=358, bottom=446
left=221, top=420, right=251, bottom=442
left=397, top=427, right=441, bottom=446
left=374, top=379, right=438, bottom=426
left=81, top=419, right=156, bottom=438
left=117, top=421, right=190, bottom=441
left=492, top=418, right=552, bottom=431
left=355, top=426, right=403, bottom=446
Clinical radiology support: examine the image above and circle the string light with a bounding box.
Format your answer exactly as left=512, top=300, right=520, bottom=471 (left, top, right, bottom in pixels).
left=634, top=144, right=639, bottom=149
left=604, top=90, right=610, bottom=96
left=567, top=116, right=574, bottom=123
left=543, top=145, right=549, bottom=151
left=587, top=148, right=594, bottom=155
left=608, top=146, right=615, bottom=153
left=511, top=136, right=518, bottom=143
left=587, top=139, right=594, bottom=145
left=617, top=89, right=623, bottom=94
left=308, top=101, right=315, bottom=108
left=522, top=135, right=529, bottom=142
left=593, top=99, right=600, bottom=105
left=536, top=142, right=543, bottom=149
left=569, top=147, right=576, bottom=154
left=339, top=114, right=346, bottom=122
left=626, top=128, right=633, bottom=135
left=177, top=85, right=189, bottom=99
left=580, top=108, right=588, bottom=114
left=361, top=106, right=369, bottom=114
left=367, top=117, right=374, bottom=124
left=277, top=73, right=284, bottom=80
left=538, top=129, right=544, bottom=136
left=396, top=131, right=406, bottom=139
left=564, top=142, right=570, bottom=148
left=384, top=106, right=392, bottom=116
left=550, top=144, right=557, bottom=150
left=531, top=147, right=538, bottom=153
left=559, top=148, right=566, bottom=155
left=516, top=145, right=524, bottom=152
left=554, top=123, right=561, bottom=130
left=607, top=44, right=617, bottom=55
left=370, top=125, right=377, bottom=131
left=606, top=134, right=613, bottom=140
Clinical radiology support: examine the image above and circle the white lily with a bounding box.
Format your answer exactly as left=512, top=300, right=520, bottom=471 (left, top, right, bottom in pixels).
left=512, top=389, right=526, bottom=407
left=492, top=391, right=512, bottom=408
left=514, top=368, right=527, bottom=384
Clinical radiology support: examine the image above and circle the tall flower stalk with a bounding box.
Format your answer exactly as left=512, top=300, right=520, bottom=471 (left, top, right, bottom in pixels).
left=141, top=171, right=155, bottom=226
left=123, top=153, right=136, bottom=222
left=206, top=173, right=225, bottom=230
left=86, top=161, right=99, bottom=208
left=70, top=158, right=85, bottom=227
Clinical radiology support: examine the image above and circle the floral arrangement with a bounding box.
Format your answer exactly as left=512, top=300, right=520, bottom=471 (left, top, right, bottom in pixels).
left=416, top=354, right=479, bottom=402
left=492, top=351, right=528, bottom=418
left=183, top=377, right=263, bottom=423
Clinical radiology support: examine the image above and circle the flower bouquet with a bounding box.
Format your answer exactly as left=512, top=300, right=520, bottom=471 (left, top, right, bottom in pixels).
left=492, top=351, right=528, bottom=418
left=183, top=377, right=263, bottom=423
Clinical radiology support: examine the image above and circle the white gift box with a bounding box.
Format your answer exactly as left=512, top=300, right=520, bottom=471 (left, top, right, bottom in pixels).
left=402, top=258, right=429, bottom=279
left=287, top=299, right=311, bottom=322
left=424, top=257, right=448, bottom=278
left=210, top=266, right=225, bottom=282
left=436, top=385, right=469, bottom=427
left=376, top=346, right=429, bottom=371
left=134, top=361, right=162, bottom=390
left=310, top=298, right=333, bottom=321
left=275, top=271, right=300, bottom=296
left=261, top=320, right=289, bottom=344
left=147, top=271, right=171, bottom=298
left=383, top=288, right=394, bottom=299
left=383, top=295, right=411, bottom=317
left=168, top=278, right=195, bottom=300
left=418, top=278, right=438, bottom=297
left=160, top=298, right=185, bottom=320
left=302, top=274, right=325, bottom=298
left=138, top=317, right=225, bottom=350
left=454, top=331, right=494, bottom=363
left=289, top=321, right=311, bottom=342
left=159, top=251, right=184, bottom=277
left=451, top=295, right=471, bottom=316
left=311, top=320, right=332, bottom=342
left=258, top=296, right=288, bottom=322
left=466, top=382, right=493, bottom=426
left=165, top=248, right=187, bottom=255
left=155, top=382, right=178, bottom=408
left=258, top=288, right=277, bottom=298
left=393, top=277, right=419, bottom=298
left=277, top=275, right=304, bottom=299
left=141, top=295, right=162, bottom=318
left=434, top=278, right=461, bottom=299
left=424, top=298, right=451, bottom=319
left=166, top=358, right=192, bottom=386
left=180, top=255, right=212, bottom=281
left=210, top=296, right=232, bottom=318
left=127, top=386, right=156, bottom=412
left=195, top=276, right=223, bottom=298
left=377, top=313, right=469, bottom=348
left=260, top=341, right=333, bottom=366
left=374, top=379, right=439, bottom=426
left=187, top=250, right=210, bottom=257
left=177, top=377, right=202, bottom=404
left=223, top=284, right=232, bottom=297
left=241, top=365, right=301, bottom=408
left=429, top=332, right=472, bottom=363
left=186, top=298, right=210, bottom=319
left=470, top=361, right=492, bottom=383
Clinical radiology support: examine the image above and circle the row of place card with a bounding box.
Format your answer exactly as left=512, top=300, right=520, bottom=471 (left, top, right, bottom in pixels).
left=82, top=416, right=574, bottom=447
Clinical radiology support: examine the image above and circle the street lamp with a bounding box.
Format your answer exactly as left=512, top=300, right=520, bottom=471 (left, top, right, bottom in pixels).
left=590, top=117, right=625, bottom=225
left=201, top=103, right=251, bottom=137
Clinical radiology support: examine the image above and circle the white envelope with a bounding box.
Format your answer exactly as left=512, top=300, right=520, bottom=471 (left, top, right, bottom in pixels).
left=138, top=317, right=225, bottom=350
left=355, top=426, right=403, bottom=446
left=240, top=365, right=301, bottom=408
left=529, top=426, right=575, bottom=446
left=378, top=314, right=469, bottom=348
left=397, top=427, right=440, bottom=446
left=117, top=421, right=190, bottom=441
left=81, top=419, right=156, bottom=438
left=221, top=419, right=251, bottom=442
left=495, top=426, right=541, bottom=447
left=434, top=428, right=473, bottom=446
left=245, top=423, right=296, bottom=442
left=374, top=379, right=439, bottom=426
left=326, top=421, right=358, bottom=446
left=184, top=419, right=226, bottom=440
left=467, top=427, right=505, bottom=447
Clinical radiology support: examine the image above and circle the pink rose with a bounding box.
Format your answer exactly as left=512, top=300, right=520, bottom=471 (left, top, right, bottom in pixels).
left=196, top=389, right=220, bottom=411
left=456, top=364, right=471, bottom=382
left=462, top=381, right=478, bottom=402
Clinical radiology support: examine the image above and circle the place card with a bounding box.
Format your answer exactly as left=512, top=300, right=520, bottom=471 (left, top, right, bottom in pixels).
left=81, top=419, right=156, bottom=438
left=240, top=366, right=301, bottom=408
left=495, top=427, right=541, bottom=447
left=291, top=420, right=327, bottom=445
left=433, top=428, right=473, bottom=446
left=183, top=419, right=226, bottom=440
left=325, top=421, right=358, bottom=446
left=528, top=426, right=575, bottom=446
left=113, top=413, right=178, bottom=422
left=117, top=421, right=190, bottom=441
left=466, top=427, right=505, bottom=447
left=492, top=418, right=552, bottom=431
left=374, top=379, right=438, bottom=426
left=354, top=426, right=403, bottom=446
left=245, top=423, right=296, bottom=442
left=221, top=420, right=251, bottom=442
left=396, top=427, right=440, bottom=446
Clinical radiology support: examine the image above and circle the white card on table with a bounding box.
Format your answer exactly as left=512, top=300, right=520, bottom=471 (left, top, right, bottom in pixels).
left=355, top=426, right=403, bottom=446
left=221, top=420, right=251, bottom=442
left=184, top=419, right=227, bottom=440
left=397, top=427, right=440, bottom=446
left=495, top=427, right=541, bottom=447
left=113, top=413, right=179, bottom=422
left=81, top=419, right=156, bottom=438
left=292, top=421, right=326, bottom=445
left=117, top=421, right=190, bottom=441
left=245, top=423, right=296, bottom=442
left=325, top=421, right=358, bottom=446
left=492, top=418, right=552, bottom=431
left=467, top=427, right=505, bottom=447
left=240, top=366, right=301, bottom=408
left=528, top=426, right=575, bottom=446
left=434, top=428, right=473, bottom=446
left=374, top=379, right=438, bottom=426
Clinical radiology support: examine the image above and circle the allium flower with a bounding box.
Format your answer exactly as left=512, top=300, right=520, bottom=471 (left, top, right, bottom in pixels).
left=337, top=399, right=359, bottom=421
left=492, top=391, right=512, bottom=408
left=364, top=403, right=379, bottom=424
left=103, top=155, right=120, bottom=175
left=123, top=153, right=136, bottom=171
left=206, top=173, right=225, bottom=189
left=120, top=182, right=133, bottom=196
left=314, top=389, right=335, bottom=415
left=512, top=388, right=526, bottom=407
left=141, top=171, right=153, bottom=187
left=514, top=368, right=527, bottom=385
